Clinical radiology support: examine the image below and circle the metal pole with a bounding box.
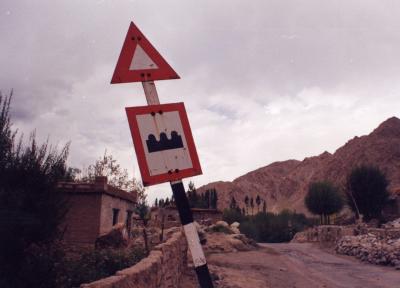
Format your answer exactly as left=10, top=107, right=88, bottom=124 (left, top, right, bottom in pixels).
left=141, top=81, right=214, bottom=288
left=170, top=180, right=214, bottom=288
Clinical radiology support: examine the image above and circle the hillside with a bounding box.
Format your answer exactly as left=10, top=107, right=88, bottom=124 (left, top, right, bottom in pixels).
left=197, top=117, right=400, bottom=214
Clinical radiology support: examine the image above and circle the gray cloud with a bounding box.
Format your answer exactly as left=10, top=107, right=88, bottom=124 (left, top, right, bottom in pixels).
left=1, top=0, right=400, bottom=202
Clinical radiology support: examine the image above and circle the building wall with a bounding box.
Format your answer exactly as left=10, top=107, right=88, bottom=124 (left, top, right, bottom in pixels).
left=192, top=210, right=222, bottom=224
left=99, top=193, right=135, bottom=235
left=62, top=193, right=102, bottom=247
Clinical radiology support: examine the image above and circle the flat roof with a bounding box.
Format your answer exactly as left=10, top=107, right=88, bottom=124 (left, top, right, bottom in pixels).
left=57, top=181, right=137, bottom=203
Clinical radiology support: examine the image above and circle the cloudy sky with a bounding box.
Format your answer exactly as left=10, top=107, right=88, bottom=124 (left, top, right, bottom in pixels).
left=1, top=0, right=400, bottom=203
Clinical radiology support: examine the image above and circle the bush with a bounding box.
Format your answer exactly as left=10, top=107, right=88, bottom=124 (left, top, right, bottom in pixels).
left=239, top=220, right=259, bottom=240
left=59, top=247, right=146, bottom=287
left=0, top=92, right=72, bottom=287
left=222, top=208, right=244, bottom=224
left=239, top=211, right=313, bottom=243
left=346, top=166, right=389, bottom=221
left=210, top=225, right=233, bottom=234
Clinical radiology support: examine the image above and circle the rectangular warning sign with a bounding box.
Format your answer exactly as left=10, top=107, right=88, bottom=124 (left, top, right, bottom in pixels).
left=126, top=102, right=202, bottom=186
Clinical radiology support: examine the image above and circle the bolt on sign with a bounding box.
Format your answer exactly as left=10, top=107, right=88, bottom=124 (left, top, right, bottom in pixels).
left=126, top=102, right=202, bottom=186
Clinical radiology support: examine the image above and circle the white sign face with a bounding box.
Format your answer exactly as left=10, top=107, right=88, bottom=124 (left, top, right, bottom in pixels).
left=136, top=111, right=193, bottom=176
left=126, top=103, right=202, bottom=186
left=129, top=44, right=159, bottom=71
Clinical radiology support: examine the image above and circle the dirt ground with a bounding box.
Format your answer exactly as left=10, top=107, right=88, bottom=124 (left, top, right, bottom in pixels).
left=180, top=243, right=400, bottom=288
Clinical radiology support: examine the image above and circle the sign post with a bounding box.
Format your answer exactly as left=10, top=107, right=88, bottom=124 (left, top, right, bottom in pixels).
left=111, top=21, right=214, bottom=288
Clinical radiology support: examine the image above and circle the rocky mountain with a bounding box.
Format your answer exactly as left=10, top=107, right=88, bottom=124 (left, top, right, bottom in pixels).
left=197, top=117, right=400, bottom=215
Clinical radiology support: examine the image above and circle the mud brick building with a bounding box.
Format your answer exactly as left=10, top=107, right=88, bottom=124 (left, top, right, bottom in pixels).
left=58, top=176, right=137, bottom=248
left=383, top=188, right=400, bottom=221
left=149, top=207, right=222, bottom=228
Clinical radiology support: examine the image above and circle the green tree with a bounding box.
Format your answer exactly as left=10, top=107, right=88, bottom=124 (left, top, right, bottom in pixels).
left=229, top=196, right=237, bottom=209
left=222, top=208, right=243, bottom=224
left=305, top=181, right=344, bottom=224
left=256, top=195, right=261, bottom=213
left=346, top=166, right=389, bottom=221
left=262, top=200, right=267, bottom=214
left=134, top=178, right=150, bottom=255
left=244, top=195, right=249, bottom=215
left=187, top=181, right=198, bottom=208
left=204, top=189, right=210, bottom=208
left=210, top=188, right=218, bottom=209
left=0, top=92, right=71, bottom=287
left=79, top=150, right=142, bottom=192
left=134, top=200, right=150, bottom=255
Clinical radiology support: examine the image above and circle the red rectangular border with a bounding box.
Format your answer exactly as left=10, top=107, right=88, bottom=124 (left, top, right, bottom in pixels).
left=126, top=102, right=202, bottom=187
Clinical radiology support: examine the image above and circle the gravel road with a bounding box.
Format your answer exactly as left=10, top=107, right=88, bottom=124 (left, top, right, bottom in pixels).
left=204, top=243, right=400, bottom=288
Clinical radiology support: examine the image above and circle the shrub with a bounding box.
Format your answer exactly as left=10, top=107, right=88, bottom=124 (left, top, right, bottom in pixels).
left=59, top=247, right=146, bottom=287
left=239, top=211, right=313, bottom=243
left=240, top=221, right=259, bottom=240
left=0, top=92, right=71, bottom=287
left=222, top=208, right=243, bottom=224
left=210, top=225, right=233, bottom=234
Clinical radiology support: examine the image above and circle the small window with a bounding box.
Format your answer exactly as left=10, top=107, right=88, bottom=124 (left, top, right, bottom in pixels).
left=126, top=210, right=133, bottom=229
left=112, top=208, right=120, bottom=226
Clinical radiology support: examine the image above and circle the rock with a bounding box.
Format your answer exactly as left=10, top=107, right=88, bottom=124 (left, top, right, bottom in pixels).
left=230, top=222, right=240, bottom=228
left=335, top=230, right=400, bottom=269
left=279, top=267, right=287, bottom=272
left=95, top=222, right=128, bottom=249
left=230, top=227, right=240, bottom=234
left=203, top=232, right=257, bottom=254
left=291, top=231, right=308, bottom=243
left=383, top=218, right=400, bottom=229
left=216, top=221, right=229, bottom=228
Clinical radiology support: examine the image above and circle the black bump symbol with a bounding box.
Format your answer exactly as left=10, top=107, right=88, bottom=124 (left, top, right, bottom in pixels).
left=146, top=131, right=184, bottom=153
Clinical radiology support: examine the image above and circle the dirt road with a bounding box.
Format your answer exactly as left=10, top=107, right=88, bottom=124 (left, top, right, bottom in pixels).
left=205, top=243, right=399, bottom=288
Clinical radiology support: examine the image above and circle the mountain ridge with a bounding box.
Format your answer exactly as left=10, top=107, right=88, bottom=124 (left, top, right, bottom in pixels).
left=197, top=117, right=400, bottom=214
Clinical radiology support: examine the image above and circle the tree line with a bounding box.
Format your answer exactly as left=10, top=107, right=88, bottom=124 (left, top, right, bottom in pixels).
left=0, top=92, right=72, bottom=287
left=305, top=166, right=390, bottom=224
left=0, top=92, right=148, bottom=287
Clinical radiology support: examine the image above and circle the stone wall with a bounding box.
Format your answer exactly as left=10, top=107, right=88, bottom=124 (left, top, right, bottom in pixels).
left=81, top=230, right=188, bottom=288
left=291, top=225, right=355, bottom=246
left=292, top=225, right=400, bottom=247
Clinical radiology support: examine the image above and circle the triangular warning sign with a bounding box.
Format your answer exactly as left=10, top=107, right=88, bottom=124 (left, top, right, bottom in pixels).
left=111, top=22, right=180, bottom=84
